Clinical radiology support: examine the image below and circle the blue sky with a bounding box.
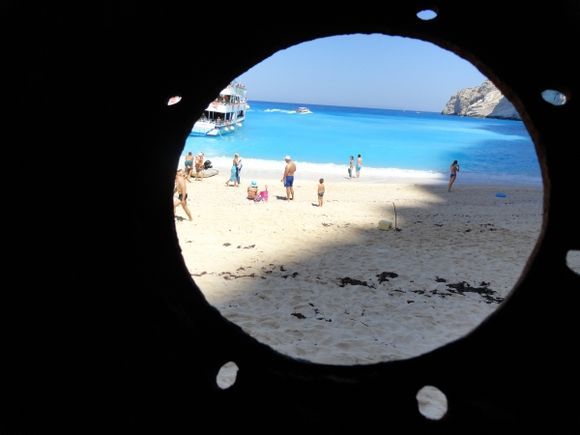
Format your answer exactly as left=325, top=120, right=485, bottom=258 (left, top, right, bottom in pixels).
left=236, top=34, right=486, bottom=112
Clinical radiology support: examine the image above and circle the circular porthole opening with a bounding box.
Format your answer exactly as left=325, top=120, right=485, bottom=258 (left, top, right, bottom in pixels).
left=167, top=95, right=182, bottom=106
left=541, top=89, right=567, bottom=106
left=417, top=385, right=448, bottom=420
left=216, top=361, right=239, bottom=390
left=566, top=250, right=580, bottom=275
left=174, top=34, right=544, bottom=365
left=417, top=9, right=438, bottom=21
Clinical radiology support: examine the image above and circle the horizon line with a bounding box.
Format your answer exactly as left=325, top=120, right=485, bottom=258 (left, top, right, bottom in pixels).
left=248, top=99, right=440, bottom=113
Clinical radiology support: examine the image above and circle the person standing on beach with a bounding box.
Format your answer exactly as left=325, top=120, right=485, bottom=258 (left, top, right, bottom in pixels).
left=174, top=169, right=193, bottom=221
left=226, top=153, right=239, bottom=187
left=317, top=178, right=325, bottom=207
left=356, top=154, right=363, bottom=178
left=348, top=156, right=354, bottom=179
left=195, top=152, right=204, bottom=181
left=281, top=155, right=297, bottom=200
left=236, top=157, right=243, bottom=186
left=448, top=160, right=460, bottom=192
left=184, top=152, right=194, bottom=182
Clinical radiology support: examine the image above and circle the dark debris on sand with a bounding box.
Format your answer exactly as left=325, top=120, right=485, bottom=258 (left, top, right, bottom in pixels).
left=446, top=281, right=504, bottom=304
left=479, top=223, right=497, bottom=233
left=435, top=276, right=447, bottom=283
left=291, top=312, right=306, bottom=319
left=190, top=271, right=207, bottom=277
left=281, top=270, right=299, bottom=279
left=376, top=271, right=399, bottom=283
left=219, top=271, right=256, bottom=280
left=308, top=303, right=332, bottom=321
left=430, top=289, right=452, bottom=298
left=338, top=277, right=376, bottom=288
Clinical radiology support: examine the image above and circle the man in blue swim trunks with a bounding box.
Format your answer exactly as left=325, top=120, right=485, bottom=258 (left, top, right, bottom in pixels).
left=281, top=155, right=297, bottom=200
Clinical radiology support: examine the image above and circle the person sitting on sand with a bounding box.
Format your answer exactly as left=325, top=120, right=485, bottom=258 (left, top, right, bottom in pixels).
left=317, top=178, right=325, bottom=207
left=448, top=160, right=460, bottom=192
left=281, top=155, right=297, bottom=200
left=174, top=169, right=193, bottom=221
left=247, top=180, right=259, bottom=200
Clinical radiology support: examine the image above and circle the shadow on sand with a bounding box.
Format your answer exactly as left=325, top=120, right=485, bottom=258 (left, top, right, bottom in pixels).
left=183, top=182, right=543, bottom=365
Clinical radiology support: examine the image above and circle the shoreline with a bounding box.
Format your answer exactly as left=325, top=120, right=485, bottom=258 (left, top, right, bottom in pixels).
left=179, top=155, right=543, bottom=187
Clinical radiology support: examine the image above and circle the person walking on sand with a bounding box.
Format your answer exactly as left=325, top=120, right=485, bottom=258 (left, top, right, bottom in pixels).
left=281, top=155, right=296, bottom=200
left=348, top=155, right=354, bottom=179
left=317, top=178, right=325, bottom=207
left=448, top=160, right=460, bottom=192
left=356, top=154, right=363, bottom=178
left=174, top=169, right=193, bottom=221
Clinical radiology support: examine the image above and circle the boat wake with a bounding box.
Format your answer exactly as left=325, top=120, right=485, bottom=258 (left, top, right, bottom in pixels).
left=264, top=108, right=297, bottom=114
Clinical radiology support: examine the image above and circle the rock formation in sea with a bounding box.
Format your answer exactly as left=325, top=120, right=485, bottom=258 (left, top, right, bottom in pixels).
left=442, top=80, right=521, bottom=120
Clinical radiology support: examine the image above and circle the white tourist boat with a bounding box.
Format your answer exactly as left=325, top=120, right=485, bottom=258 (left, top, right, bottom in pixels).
left=296, top=106, right=312, bottom=114
left=191, top=82, right=249, bottom=136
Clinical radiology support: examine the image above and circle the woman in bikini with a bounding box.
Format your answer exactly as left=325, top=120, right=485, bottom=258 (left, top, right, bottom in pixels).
left=448, top=160, right=460, bottom=192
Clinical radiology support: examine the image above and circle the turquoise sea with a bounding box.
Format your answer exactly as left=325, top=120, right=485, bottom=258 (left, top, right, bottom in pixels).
left=184, top=100, right=541, bottom=185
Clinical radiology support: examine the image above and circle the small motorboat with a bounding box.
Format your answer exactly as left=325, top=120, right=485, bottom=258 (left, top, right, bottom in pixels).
left=296, top=106, right=312, bottom=114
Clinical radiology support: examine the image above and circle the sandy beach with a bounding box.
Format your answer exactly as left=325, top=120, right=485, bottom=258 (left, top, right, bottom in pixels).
left=175, top=163, right=543, bottom=366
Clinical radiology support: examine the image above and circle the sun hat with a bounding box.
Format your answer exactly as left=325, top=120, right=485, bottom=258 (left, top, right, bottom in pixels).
left=251, top=180, right=258, bottom=187
left=284, top=155, right=291, bottom=160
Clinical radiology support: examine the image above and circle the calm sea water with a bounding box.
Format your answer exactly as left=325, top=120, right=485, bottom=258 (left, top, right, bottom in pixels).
left=184, top=100, right=541, bottom=185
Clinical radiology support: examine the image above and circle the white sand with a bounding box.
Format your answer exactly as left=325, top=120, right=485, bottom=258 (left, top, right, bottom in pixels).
left=175, top=168, right=543, bottom=365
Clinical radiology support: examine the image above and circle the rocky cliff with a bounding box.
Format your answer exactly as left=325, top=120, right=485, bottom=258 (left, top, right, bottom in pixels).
left=442, top=80, right=520, bottom=120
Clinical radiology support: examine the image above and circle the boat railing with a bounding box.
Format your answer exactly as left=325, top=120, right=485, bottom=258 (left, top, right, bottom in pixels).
left=196, top=117, right=240, bottom=127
